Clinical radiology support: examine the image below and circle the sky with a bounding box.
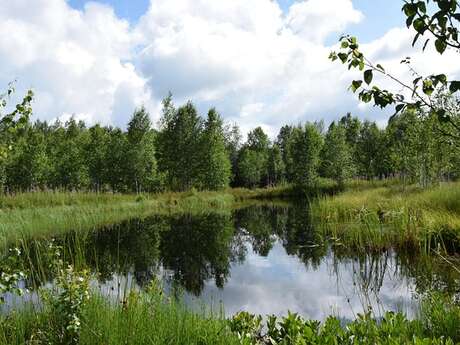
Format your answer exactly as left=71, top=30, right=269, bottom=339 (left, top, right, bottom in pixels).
left=1, top=0, right=459, bottom=138
left=68, top=0, right=406, bottom=42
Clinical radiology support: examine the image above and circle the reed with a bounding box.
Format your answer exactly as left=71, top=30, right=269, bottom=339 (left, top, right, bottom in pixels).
left=0, top=294, right=239, bottom=345
left=0, top=188, right=297, bottom=248
left=1, top=289, right=458, bottom=345
left=311, top=182, right=460, bottom=253
left=0, top=191, right=235, bottom=246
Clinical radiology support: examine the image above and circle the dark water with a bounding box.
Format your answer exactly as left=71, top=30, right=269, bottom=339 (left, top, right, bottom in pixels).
left=7, top=203, right=460, bottom=320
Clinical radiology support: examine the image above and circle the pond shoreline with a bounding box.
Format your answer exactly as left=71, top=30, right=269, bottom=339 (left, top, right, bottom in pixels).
left=0, top=181, right=459, bottom=344
left=0, top=186, right=294, bottom=247
left=1, top=180, right=459, bottom=257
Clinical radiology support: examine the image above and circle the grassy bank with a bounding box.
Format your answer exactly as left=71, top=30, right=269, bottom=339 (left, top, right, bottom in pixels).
left=2, top=179, right=460, bottom=254
left=0, top=293, right=239, bottom=345
left=311, top=181, right=460, bottom=254
left=0, top=191, right=228, bottom=246
left=0, top=187, right=295, bottom=247
left=1, top=287, right=458, bottom=345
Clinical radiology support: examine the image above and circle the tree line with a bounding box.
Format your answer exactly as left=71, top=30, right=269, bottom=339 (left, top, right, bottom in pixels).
left=0, top=92, right=459, bottom=193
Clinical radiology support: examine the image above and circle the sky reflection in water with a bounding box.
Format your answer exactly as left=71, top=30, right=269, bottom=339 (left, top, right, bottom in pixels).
left=189, top=241, right=418, bottom=320
left=3, top=204, right=450, bottom=320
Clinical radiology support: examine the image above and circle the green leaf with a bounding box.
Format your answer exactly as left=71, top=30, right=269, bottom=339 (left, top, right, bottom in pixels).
left=437, top=1, right=451, bottom=11
left=422, top=38, right=430, bottom=51
left=338, top=53, right=348, bottom=63
left=328, top=52, right=338, bottom=61
left=403, top=3, right=417, bottom=17
left=341, top=41, right=349, bottom=48
left=364, top=70, right=373, bottom=85
left=413, top=18, right=426, bottom=33
left=422, top=79, right=434, bottom=96
left=435, top=39, right=447, bottom=54
left=412, top=33, right=421, bottom=46
left=434, top=109, right=450, bottom=123
left=434, top=74, right=447, bottom=85
left=417, top=1, right=427, bottom=13
left=406, top=15, right=415, bottom=28
left=350, top=80, right=363, bottom=93
left=360, top=92, right=372, bottom=103
left=437, top=18, right=448, bottom=34
left=376, top=64, right=385, bottom=72
left=395, top=104, right=405, bottom=113
left=450, top=80, right=460, bottom=93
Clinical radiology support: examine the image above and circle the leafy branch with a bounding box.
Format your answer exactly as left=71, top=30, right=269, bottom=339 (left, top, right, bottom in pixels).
left=329, top=0, right=460, bottom=139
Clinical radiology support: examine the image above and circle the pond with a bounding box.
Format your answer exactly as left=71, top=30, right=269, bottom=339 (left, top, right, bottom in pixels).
left=5, top=203, right=460, bottom=320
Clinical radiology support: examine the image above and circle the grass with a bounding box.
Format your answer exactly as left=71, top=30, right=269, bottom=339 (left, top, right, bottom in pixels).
left=0, top=187, right=296, bottom=248
left=0, top=287, right=458, bottom=345
left=311, top=181, right=460, bottom=254
left=0, top=191, right=229, bottom=246
left=1, top=181, right=460, bottom=344
left=0, top=293, right=239, bottom=345
left=2, top=179, right=460, bottom=254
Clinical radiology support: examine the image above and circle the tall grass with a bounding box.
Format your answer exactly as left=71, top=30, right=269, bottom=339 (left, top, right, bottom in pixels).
left=1, top=289, right=458, bottom=345
left=311, top=182, right=460, bottom=253
left=0, top=293, right=239, bottom=345
left=0, top=191, right=236, bottom=246
left=0, top=188, right=295, bottom=248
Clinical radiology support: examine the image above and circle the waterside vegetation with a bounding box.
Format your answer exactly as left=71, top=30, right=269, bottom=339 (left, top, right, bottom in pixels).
left=0, top=266, right=458, bottom=345
left=312, top=181, right=460, bottom=254
left=0, top=186, right=294, bottom=246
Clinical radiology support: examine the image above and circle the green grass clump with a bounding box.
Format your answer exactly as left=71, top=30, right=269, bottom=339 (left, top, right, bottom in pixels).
left=0, top=192, right=135, bottom=209
left=0, top=250, right=459, bottom=345
left=0, top=294, right=238, bottom=345
left=0, top=258, right=238, bottom=345
left=0, top=191, right=236, bottom=246
left=311, top=182, right=460, bottom=253
left=0, top=188, right=294, bottom=248
left=418, top=292, right=460, bottom=341
left=2, top=285, right=459, bottom=345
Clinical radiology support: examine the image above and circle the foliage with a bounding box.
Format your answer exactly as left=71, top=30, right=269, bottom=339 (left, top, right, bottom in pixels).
left=229, top=307, right=460, bottom=345
left=419, top=292, right=460, bottom=340
left=0, top=248, right=27, bottom=301
left=0, top=85, right=34, bottom=188
left=267, top=144, right=285, bottom=186
left=225, top=123, right=243, bottom=186
left=237, top=148, right=266, bottom=188
left=236, top=127, right=270, bottom=188
left=42, top=266, right=90, bottom=344
left=156, top=100, right=203, bottom=191
left=126, top=106, right=158, bottom=193
left=288, top=124, right=323, bottom=190
left=321, top=122, right=354, bottom=186
left=0, top=86, right=459, bottom=194
left=329, top=0, right=460, bottom=140
left=0, top=272, right=239, bottom=345
left=311, top=181, right=460, bottom=254
left=199, top=108, right=232, bottom=190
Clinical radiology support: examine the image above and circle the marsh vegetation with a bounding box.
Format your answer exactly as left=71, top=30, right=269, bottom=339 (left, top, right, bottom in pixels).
left=1, top=1, right=460, bottom=342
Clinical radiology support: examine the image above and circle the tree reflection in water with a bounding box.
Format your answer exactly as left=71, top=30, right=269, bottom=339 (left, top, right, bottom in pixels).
left=12, top=203, right=460, bottom=315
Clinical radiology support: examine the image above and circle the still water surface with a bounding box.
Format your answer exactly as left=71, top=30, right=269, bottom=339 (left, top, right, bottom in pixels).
left=9, top=203, right=460, bottom=320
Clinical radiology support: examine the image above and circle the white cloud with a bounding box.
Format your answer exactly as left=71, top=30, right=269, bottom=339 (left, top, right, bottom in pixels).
left=135, top=0, right=366, bottom=136
left=1, top=0, right=459, bottom=137
left=286, top=0, right=363, bottom=43
left=0, top=0, right=153, bottom=127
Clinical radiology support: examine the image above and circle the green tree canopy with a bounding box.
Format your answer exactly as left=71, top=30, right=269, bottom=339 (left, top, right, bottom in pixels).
left=198, top=108, right=231, bottom=190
